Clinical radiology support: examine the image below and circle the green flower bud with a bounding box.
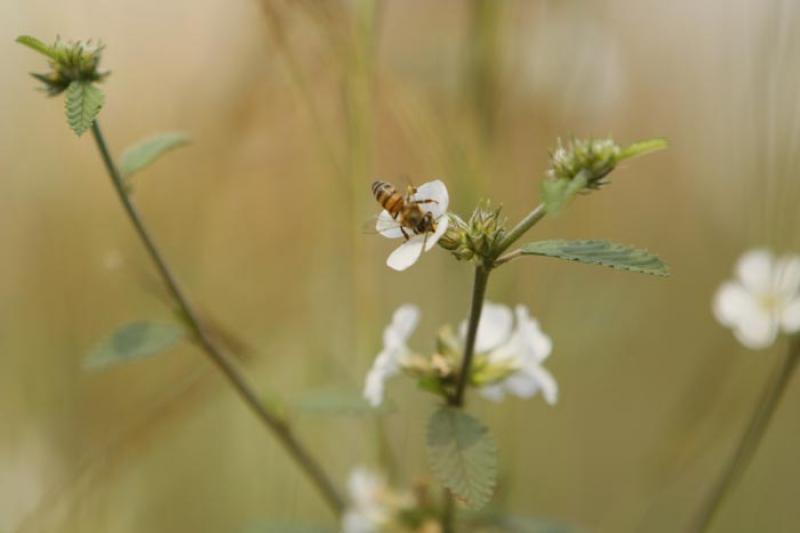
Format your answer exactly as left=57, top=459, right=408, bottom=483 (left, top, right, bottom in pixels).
left=464, top=200, right=507, bottom=261
left=548, top=137, right=621, bottom=189
left=17, top=36, right=108, bottom=96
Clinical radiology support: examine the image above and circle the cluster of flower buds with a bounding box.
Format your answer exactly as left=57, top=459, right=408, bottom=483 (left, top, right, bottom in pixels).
left=17, top=36, right=108, bottom=96
left=342, top=467, right=442, bottom=532
left=438, top=200, right=507, bottom=263
left=548, top=137, right=622, bottom=190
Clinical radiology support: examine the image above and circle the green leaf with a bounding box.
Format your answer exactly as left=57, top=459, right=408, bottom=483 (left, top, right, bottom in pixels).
left=16, top=35, right=59, bottom=60
left=426, top=407, right=497, bottom=509
left=521, top=240, right=669, bottom=276
left=618, top=138, right=668, bottom=161
left=121, top=132, right=191, bottom=177
left=290, top=387, right=391, bottom=416
left=65, top=81, right=104, bottom=136
left=84, top=321, right=185, bottom=370
left=541, top=171, right=588, bottom=216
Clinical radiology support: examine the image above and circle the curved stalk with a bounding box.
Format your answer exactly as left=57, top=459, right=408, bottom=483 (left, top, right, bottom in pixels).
left=691, top=335, right=800, bottom=532
left=494, top=203, right=546, bottom=258
left=90, top=121, right=345, bottom=515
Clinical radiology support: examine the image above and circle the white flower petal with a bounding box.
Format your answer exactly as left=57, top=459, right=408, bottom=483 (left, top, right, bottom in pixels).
left=424, top=216, right=449, bottom=252
left=781, top=298, right=800, bottom=333
left=343, top=468, right=389, bottom=533
left=460, top=302, right=514, bottom=353
left=376, top=210, right=404, bottom=239
left=736, top=249, right=774, bottom=293
left=528, top=365, right=559, bottom=405
left=479, top=384, right=506, bottom=402
left=504, top=373, right=540, bottom=398
left=383, top=304, right=420, bottom=347
left=348, top=467, right=385, bottom=508
left=343, top=511, right=376, bottom=533
left=733, top=307, right=779, bottom=349
left=513, top=306, right=553, bottom=363
left=413, top=179, right=449, bottom=218
left=364, top=354, right=393, bottom=407
left=386, top=235, right=426, bottom=271
left=713, top=282, right=759, bottom=327
left=775, top=254, right=800, bottom=296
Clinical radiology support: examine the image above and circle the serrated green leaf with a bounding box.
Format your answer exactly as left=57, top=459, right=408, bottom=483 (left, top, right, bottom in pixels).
left=290, top=387, right=391, bottom=416
left=541, top=171, right=588, bottom=216
left=521, top=240, right=669, bottom=276
left=121, top=132, right=191, bottom=177
left=65, top=81, right=104, bottom=135
left=618, top=138, right=668, bottom=161
left=426, top=407, right=497, bottom=509
left=16, top=35, right=59, bottom=60
left=84, top=321, right=185, bottom=370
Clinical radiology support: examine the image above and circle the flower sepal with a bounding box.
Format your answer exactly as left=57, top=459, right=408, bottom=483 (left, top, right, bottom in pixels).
left=469, top=354, right=519, bottom=388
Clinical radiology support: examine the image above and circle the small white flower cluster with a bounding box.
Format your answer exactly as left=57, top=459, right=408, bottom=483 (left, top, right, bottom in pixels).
left=467, top=302, right=557, bottom=403
left=363, top=302, right=557, bottom=407
left=375, top=180, right=450, bottom=271
left=714, top=249, right=800, bottom=349
left=341, top=467, right=416, bottom=533
left=342, top=468, right=391, bottom=533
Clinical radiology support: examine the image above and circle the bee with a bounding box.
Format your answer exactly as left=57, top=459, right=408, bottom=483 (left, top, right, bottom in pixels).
left=371, top=180, right=439, bottom=240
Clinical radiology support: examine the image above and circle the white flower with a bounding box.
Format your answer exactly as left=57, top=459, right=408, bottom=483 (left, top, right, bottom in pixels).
left=364, top=305, right=420, bottom=407
left=713, top=249, right=800, bottom=349
left=376, top=180, right=450, bottom=271
left=342, top=468, right=390, bottom=533
left=461, top=302, right=557, bottom=404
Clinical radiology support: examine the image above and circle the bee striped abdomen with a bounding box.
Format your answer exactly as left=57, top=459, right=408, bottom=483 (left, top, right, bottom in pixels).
left=372, top=180, right=405, bottom=219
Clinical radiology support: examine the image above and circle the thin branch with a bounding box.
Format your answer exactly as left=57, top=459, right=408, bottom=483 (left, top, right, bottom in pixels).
left=450, top=266, right=491, bottom=407
left=690, top=335, right=800, bottom=532
left=90, top=121, right=345, bottom=515
left=494, top=203, right=546, bottom=257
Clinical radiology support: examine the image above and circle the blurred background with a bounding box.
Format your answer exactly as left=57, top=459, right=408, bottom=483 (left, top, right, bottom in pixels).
left=3, top=0, right=800, bottom=531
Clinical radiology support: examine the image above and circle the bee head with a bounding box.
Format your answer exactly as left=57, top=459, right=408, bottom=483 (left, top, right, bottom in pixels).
left=416, top=211, right=436, bottom=234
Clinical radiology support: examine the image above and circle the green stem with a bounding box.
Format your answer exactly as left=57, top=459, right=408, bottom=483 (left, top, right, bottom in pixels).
left=451, top=266, right=491, bottom=407
left=494, top=203, right=546, bottom=258
left=691, top=336, right=800, bottom=532
left=441, top=489, right=456, bottom=533
left=441, top=265, right=491, bottom=531
left=89, top=121, right=345, bottom=515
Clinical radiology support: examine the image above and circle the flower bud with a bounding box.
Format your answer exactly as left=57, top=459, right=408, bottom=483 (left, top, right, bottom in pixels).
left=547, top=137, right=621, bottom=189
left=541, top=137, right=627, bottom=215
left=464, top=200, right=507, bottom=260
left=17, top=36, right=108, bottom=95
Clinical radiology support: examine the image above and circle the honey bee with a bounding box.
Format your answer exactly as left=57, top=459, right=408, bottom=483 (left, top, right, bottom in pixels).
left=371, top=180, right=439, bottom=240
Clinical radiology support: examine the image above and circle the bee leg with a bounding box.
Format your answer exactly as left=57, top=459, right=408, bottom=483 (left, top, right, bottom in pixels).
left=400, top=227, right=410, bottom=241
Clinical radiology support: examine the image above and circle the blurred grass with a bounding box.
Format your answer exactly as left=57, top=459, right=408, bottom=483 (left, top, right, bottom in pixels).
left=2, top=0, right=800, bottom=532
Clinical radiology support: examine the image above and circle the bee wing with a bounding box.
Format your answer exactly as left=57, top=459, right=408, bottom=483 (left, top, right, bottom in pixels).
left=362, top=211, right=407, bottom=238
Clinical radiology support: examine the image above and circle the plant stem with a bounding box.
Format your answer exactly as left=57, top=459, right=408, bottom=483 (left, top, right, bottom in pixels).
left=451, top=266, right=492, bottom=407
left=441, top=488, right=455, bottom=533
left=441, top=265, right=491, bottom=532
left=494, top=203, right=546, bottom=258
left=89, top=121, right=345, bottom=515
left=691, top=336, right=800, bottom=532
